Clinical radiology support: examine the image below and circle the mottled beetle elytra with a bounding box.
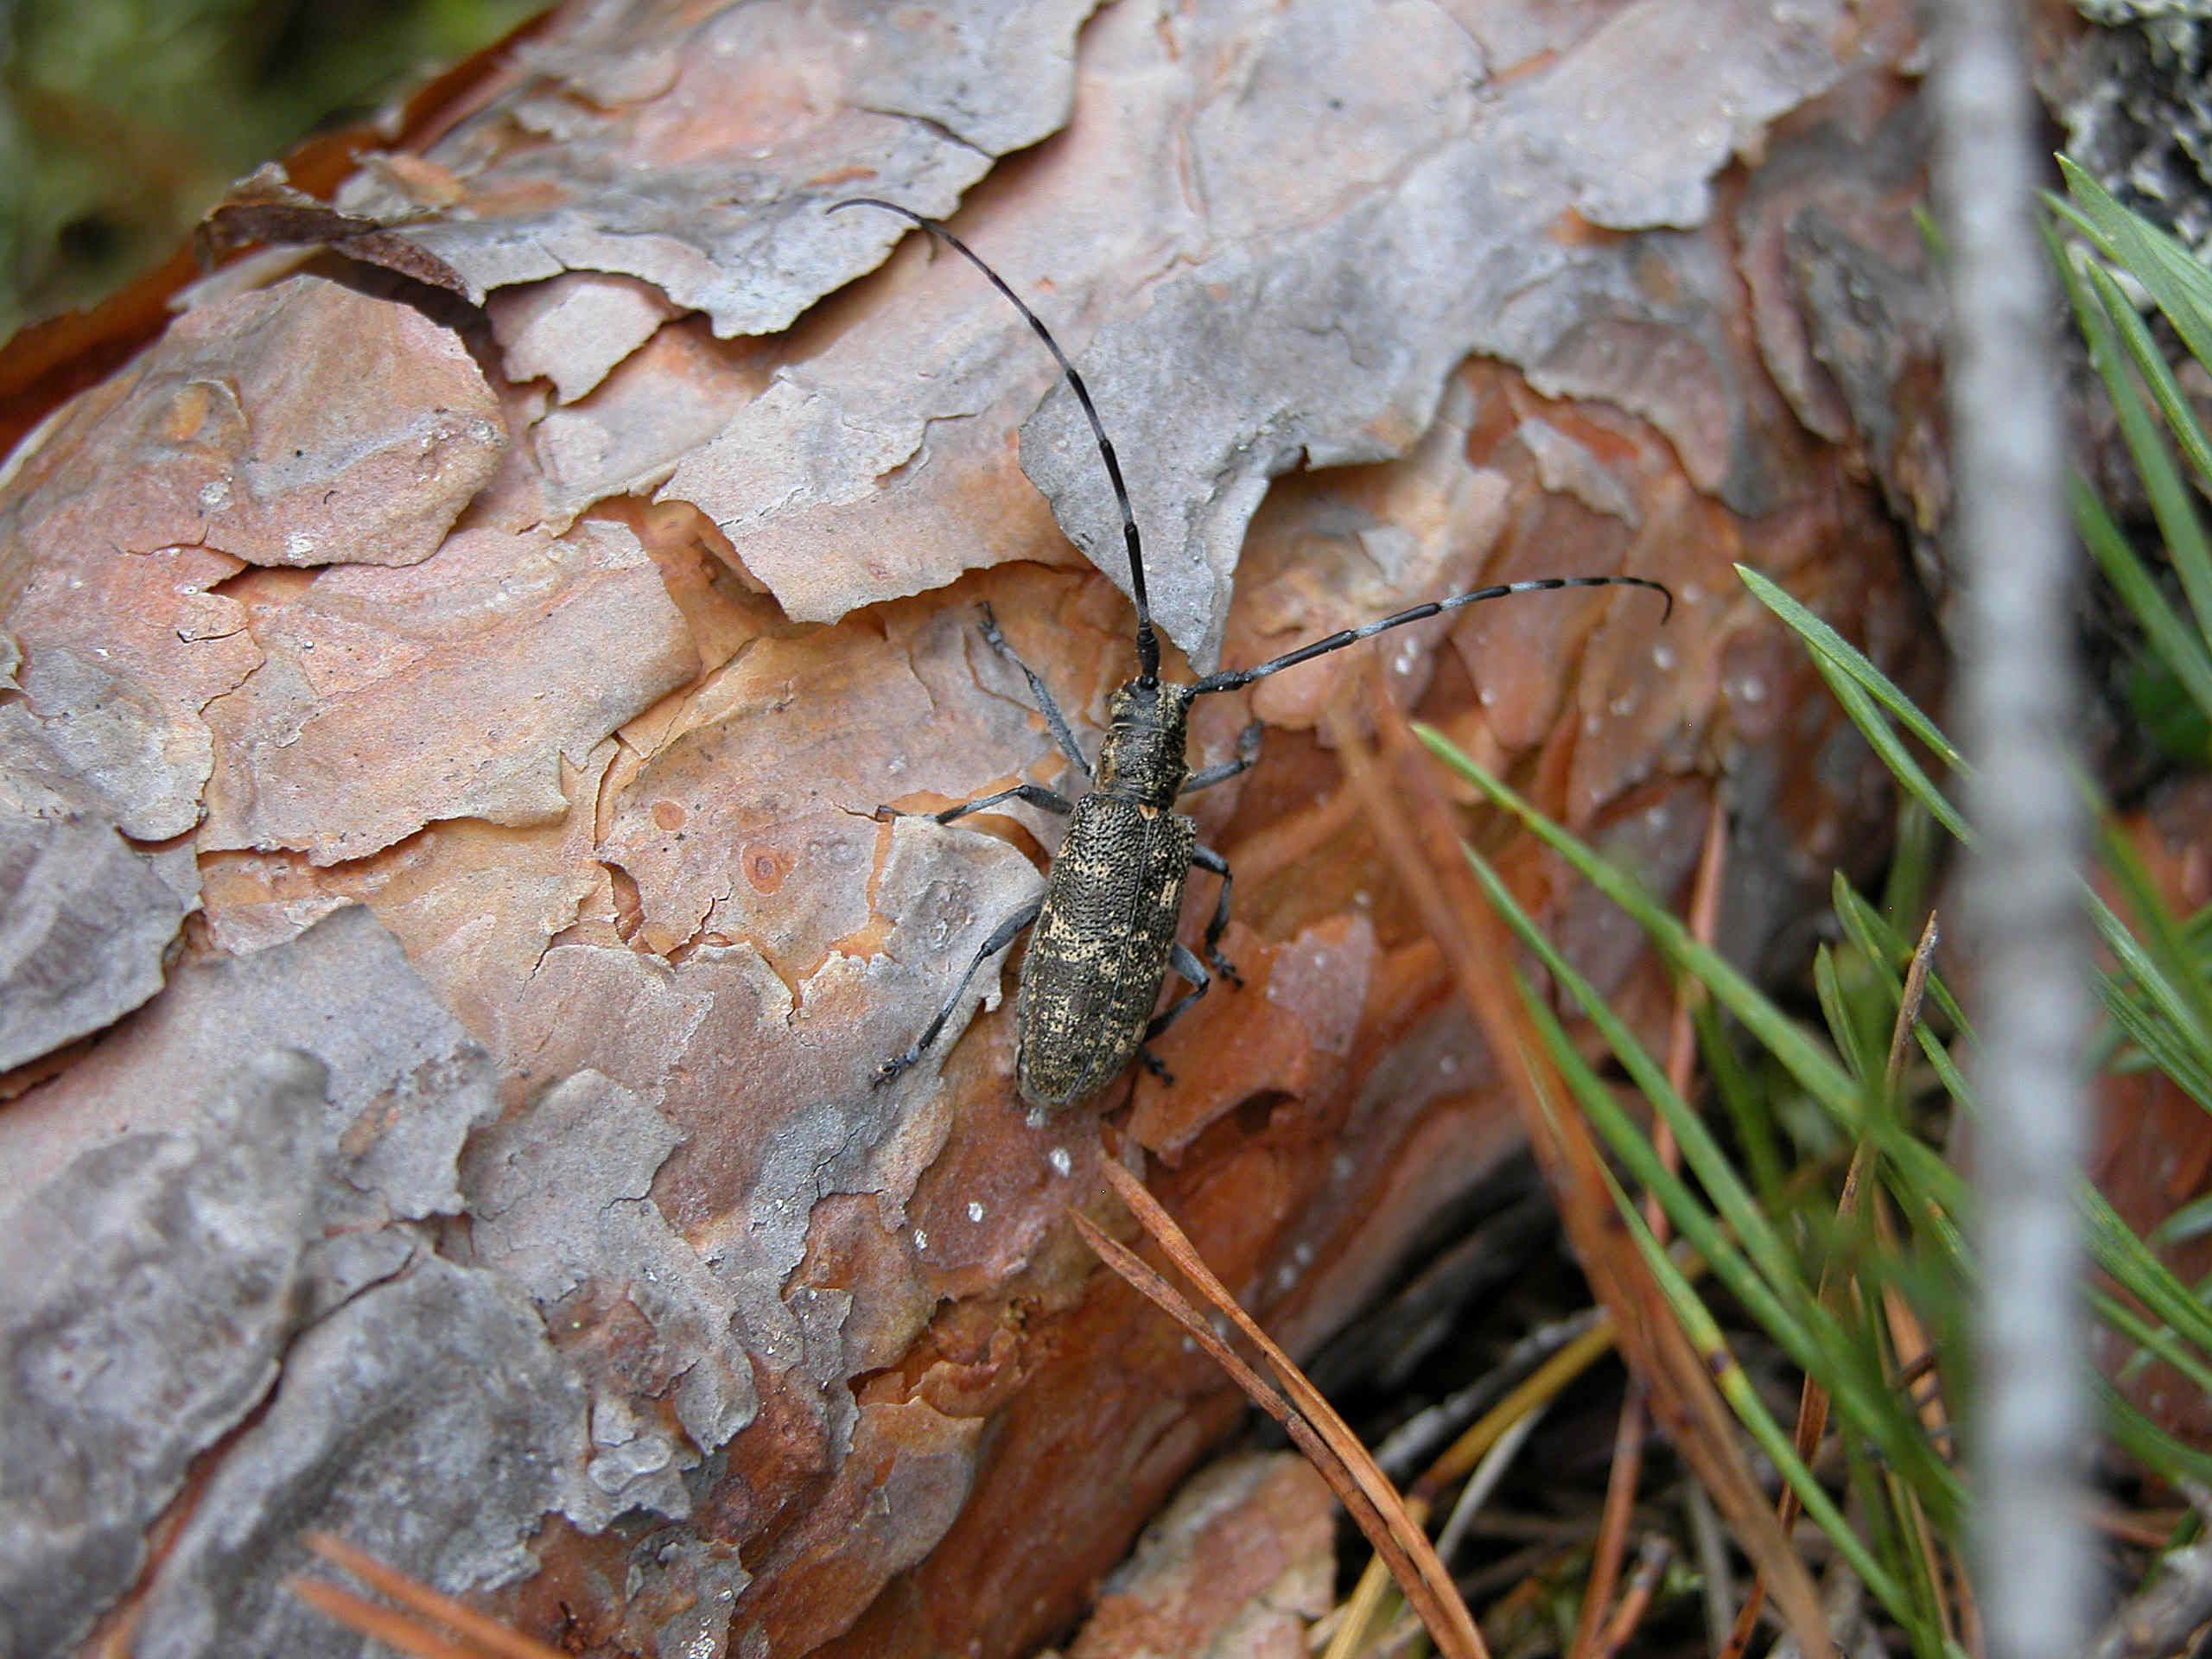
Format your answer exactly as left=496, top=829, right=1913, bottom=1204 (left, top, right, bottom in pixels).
left=831, top=196, right=1672, bottom=1110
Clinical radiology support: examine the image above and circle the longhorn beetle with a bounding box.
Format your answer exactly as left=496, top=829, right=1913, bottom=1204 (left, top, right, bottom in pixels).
left=832, top=198, right=1671, bottom=1110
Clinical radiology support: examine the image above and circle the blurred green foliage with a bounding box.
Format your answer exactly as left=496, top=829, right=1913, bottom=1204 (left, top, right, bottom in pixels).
left=0, top=0, right=542, bottom=339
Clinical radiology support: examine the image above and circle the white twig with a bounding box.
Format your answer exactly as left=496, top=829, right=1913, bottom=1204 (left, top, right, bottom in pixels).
left=1931, top=3, right=2094, bottom=1657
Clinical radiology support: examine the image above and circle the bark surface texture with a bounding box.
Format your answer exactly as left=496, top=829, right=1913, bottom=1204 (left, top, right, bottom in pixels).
left=0, top=1, right=1941, bottom=1655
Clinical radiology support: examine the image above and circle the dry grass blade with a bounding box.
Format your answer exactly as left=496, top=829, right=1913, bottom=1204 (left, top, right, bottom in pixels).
left=1886, top=912, right=1942, bottom=1095
left=1574, top=1389, right=1652, bottom=1659
left=1717, top=1370, right=1833, bottom=1658
left=290, top=1532, right=568, bottom=1659
left=1333, top=697, right=1833, bottom=1659
left=1597, top=1534, right=1676, bottom=1656
left=1419, top=1316, right=1618, bottom=1496
left=1319, top=1541, right=1414, bottom=1659
left=1332, top=1316, right=1619, bottom=1659
left=1722, top=910, right=1944, bottom=1658
left=1866, top=916, right=1966, bottom=1656
left=1872, top=923, right=1972, bottom=1652
left=1571, top=794, right=1730, bottom=1659
left=1065, top=1204, right=1296, bottom=1424
left=1076, top=1161, right=1491, bottom=1659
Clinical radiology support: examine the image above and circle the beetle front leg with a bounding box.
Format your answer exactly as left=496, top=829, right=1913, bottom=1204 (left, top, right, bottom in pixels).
left=976, top=603, right=1092, bottom=780
left=874, top=895, right=1045, bottom=1089
left=1181, top=721, right=1262, bottom=795
left=1188, top=843, right=1241, bottom=987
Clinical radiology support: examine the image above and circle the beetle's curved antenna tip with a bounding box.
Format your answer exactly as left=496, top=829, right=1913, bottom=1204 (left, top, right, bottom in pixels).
left=819, top=194, right=1162, bottom=687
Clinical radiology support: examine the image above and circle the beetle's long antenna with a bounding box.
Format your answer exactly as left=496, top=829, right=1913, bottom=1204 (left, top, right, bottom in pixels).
left=830, top=198, right=1161, bottom=686
left=1186, top=575, right=1673, bottom=695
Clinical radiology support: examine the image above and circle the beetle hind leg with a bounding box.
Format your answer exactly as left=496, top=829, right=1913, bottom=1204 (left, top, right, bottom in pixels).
left=1139, top=939, right=1214, bottom=1063
left=1188, top=843, right=1241, bottom=987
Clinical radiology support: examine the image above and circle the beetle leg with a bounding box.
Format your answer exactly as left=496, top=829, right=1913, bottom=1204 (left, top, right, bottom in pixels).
left=1180, top=721, right=1263, bottom=795
left=876, top=783, right=1076, bottom=826
left=874, top=895, right=1045, bottom=1089
left=1141, top=940, right=1214, bottom=1065
left=1187, top=843, right=1242, bottom=987
left=976, top=603, right=1093, bottom=779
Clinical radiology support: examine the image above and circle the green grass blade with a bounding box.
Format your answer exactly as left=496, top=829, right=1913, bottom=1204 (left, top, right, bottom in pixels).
left=2054, top=224, right=2212, bottom=645
left=1738, top=565, right=1972, bottom=841
left=1737, top=566, right=1966, bottom=769
left=2102, top=1375, right=2212, bottom=1487
left=2070, top=478, right=2212, bottom=725
left=1470, top=839, right=1969, bottom=1524
left=1814, top=941, right=1878, bottom=1087
left=1916, top=1023, right=1977, bottom=1128
left=2152, top=1193, right=2212, bottom=1246
left=2086, top=880, right=2212, bottom=1072
left=1830, top=878, right=1970, bottom=1037
left=2082, top=1182, right=2212, bottom=1356
left=2097, top=819, right=2212, bottom=1042
left=1695, top=1001, right=1789, bottom=1211
left=1816, top=663, right=1975, bottom=846
left=1420, top=726, right=1961, bottom=1201
left=1421, top=726, right=2212, bottom=1467
left=1462, top=845, right=1823, bottom=1325
left=2059, top=157, right=2212, bottom=378
left=2090, top=1287, right=2212, bottom=1400
left=1593, top=1146, right=1928, bottom=1627
left=2101, top=975, right=2212, bottom=1116
left=2085, top=253, right=2212, bottom=510
left=1831, top=873, right=1909, bottom=982
left=1878, top=798, right=1942, bottom=928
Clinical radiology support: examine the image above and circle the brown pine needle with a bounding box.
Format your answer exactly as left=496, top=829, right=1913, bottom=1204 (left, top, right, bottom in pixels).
left=1572, top=793, right=1730, bottom=1659
left=1596, top=1535, right=1676, bottom=1658
left=289, top=1580, right=490, bottom=1659
left=1336, top=696, right=1831, bottom=1659
left=1885, top=912, right=1942, bottom=1098
left=1725, top=910, right=1946, bottom=1658
left=291, top=1532, right=568, bottom=1659
left=1572, top=1389, right=1651, bottom=1659
left=1076, top=1156, right=1490, bottom=1659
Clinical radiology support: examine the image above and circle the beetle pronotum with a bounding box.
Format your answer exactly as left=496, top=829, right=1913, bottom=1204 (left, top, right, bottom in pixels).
left=835, top=198, right=1670, bottom=1109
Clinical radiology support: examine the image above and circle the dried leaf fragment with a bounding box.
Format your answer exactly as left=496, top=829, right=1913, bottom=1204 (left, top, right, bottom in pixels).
left=199, top=163, right=478, bottom=301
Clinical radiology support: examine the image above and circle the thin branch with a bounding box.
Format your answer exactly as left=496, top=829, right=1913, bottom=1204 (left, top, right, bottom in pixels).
left=1931, top=0, right=2096, bottom=1654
